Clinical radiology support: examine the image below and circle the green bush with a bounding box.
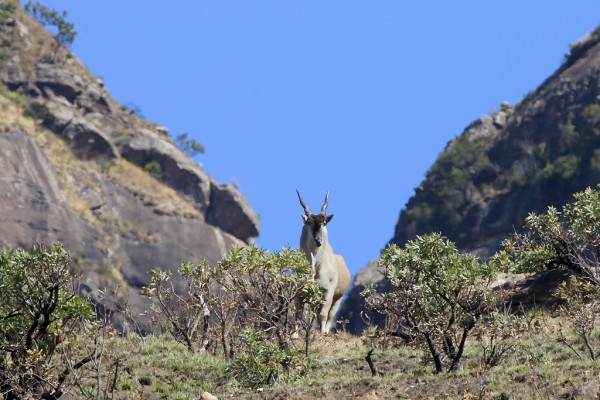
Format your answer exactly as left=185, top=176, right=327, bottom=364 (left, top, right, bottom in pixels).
left=0, top=47, right=10, bottom=60
left=226, top=328, right=314, bottom=388
left=0, top=243, right=95, bottom=399
left=363, top=233, right=500, bottom=373
left=553, top=276, right=600, bottom=360
left=144, top=246, right=322, bottom=386
left=494, top=185, right=600, bottom=283
left=144, top=160, right=162, bottom=178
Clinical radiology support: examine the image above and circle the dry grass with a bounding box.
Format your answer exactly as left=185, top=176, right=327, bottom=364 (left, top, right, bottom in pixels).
left=107, top=158, right=202, bottom=219
left=0, top=94, right=99, bottom=226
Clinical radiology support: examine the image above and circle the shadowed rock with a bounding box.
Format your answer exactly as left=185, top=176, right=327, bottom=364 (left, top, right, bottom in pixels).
left=206, top=182, right=260, bottom=243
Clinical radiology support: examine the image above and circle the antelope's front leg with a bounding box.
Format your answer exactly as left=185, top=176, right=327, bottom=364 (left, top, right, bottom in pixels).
left=319, top=289, right=335, bottom=334
left=324, top=296, right=343, bottom=334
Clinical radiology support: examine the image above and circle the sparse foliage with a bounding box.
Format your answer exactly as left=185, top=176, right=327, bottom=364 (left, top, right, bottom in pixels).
left=144, top=246, right=322, bottom=388
left=475, top=304, right=529, bottom=367
left=497, top=185, right=600, bottom=283
left=175, top=132, right=205, bottom=159
left=0, top=2, right=15, bottom=26
left=363, top=233, right=499, bottom=373
left=24, top=1, right=76, bottom=49
left=23, top=101, right=55, bottom=125
left=0, top=243, right=95, bottom=399
left=144, top=261, right=211, bottom=352
left=552, top=276, right=600, bottom=360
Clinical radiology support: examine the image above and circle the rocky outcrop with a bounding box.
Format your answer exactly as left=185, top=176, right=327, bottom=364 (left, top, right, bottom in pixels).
left=341, top=27, right=600, bottom=334
left=391, top=33, right=600, bottom=256
left=338, top=260, right=385, bottom=334
left=62, top=117, right=119, bottom=160
left=206, top=182, right=260, bottom=243
left=0, top=2, right=260, bottom=327
left=120, top=128, right=212, bottom=210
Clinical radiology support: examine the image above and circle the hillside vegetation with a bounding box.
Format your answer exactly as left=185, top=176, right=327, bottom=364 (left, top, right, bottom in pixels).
left=1, top=186, right=599, bottom=399
left=1, top=2, right=600, bottom=398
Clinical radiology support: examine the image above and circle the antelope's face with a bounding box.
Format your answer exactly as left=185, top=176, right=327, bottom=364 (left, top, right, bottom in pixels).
left=296, top=190, right=334, bottom=248
left=302, top=213, right=334, bottom=247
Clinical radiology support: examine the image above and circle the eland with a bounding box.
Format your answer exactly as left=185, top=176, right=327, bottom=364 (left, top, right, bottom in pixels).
left=296, top=190, right=351, bottom=334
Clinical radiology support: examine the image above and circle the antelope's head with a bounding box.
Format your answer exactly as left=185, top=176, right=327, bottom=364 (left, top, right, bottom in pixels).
left=296, top=190, right=334, bottom=248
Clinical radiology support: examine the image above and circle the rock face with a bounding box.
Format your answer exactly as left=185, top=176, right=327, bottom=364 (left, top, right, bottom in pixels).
left=340, top=26, right=600, bottom=334
left=0, top=2, right=259, bottom=327
left=0, top=128, right=101, bottom=258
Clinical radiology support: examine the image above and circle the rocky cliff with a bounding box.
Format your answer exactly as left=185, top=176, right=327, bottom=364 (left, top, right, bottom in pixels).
left=341, top=26, right=600, bottom=334
left=0, top=1, right=259, bottom=327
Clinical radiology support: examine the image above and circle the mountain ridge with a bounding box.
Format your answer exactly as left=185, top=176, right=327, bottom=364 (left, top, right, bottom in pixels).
left=340, top=26, right=600, bottom=333
left=0, top=1, right=259, bottom=328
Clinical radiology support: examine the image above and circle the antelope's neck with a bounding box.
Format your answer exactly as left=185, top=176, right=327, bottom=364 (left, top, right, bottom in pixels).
left=300, top=228, right=327, bottom=271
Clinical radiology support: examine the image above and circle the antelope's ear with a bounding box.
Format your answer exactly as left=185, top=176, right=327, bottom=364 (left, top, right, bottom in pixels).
left=301, top=214, right=308, bottom=223
left=325, top=214, right=334, bottom=224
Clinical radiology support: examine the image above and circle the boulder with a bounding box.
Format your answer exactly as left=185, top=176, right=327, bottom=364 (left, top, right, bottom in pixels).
left=338, top=260, right=387, bottom=334
left=120, top=128, right=212, bottom=210
left=201, top=392, right=219, bottom=400
left=62, top=117, right=119, bottom=160
left=76, top=82, right=112, bottom=114
left=205, top=182, right=260, bottom=243
left=35, top=63, right=83, bottom=104
left=44, top=101, right=75, bottom=131
left=0, top=54, right=26, bottom=88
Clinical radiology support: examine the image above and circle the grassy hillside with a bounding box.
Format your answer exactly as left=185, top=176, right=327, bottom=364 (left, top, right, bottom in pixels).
left=40, top=316, right=600, bottom=400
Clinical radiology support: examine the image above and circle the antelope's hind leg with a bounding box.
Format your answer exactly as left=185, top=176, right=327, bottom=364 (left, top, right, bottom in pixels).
left=291, top=295, right=304, bottom=340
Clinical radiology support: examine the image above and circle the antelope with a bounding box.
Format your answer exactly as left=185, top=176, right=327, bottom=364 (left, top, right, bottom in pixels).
left=296, top=190, right=351, bottom=334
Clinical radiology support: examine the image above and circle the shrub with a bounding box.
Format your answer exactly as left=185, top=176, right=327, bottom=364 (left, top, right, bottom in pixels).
left=0, top=243, right=95, bottom=399
left=144, top=160, right=162, bottom=178
left=226, top=328, right=313, bottom=388
left=496, top=185, right=600, bottom=283
left=552, top=276, right=600, bottom=360
left=22, top=102, right=55, bottom=125
left=0, top=47, right=10, bottom=60
left=475, top=304, right=529, bottom=367
left=144, top=246, right=322, bottom=386
left=212, top=246, right=322, bottom=356
left=362, top=233, right=499, bottom=373
left=0, top=2, right=15, bottom=18
left=144, top=261, right=212, bottom=353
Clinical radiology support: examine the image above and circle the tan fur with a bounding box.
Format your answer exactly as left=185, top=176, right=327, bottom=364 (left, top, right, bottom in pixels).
left=297, top=191, right=351, bottom=334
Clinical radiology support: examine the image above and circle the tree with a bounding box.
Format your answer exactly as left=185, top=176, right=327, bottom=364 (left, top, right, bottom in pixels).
left=175, top=132, right=205, bottom=159
left=363, top=233, right=499, bottom=373
left=0, top=243, right=95, bottom=399
left=24, top=1, right=76, bottom=50
left=495, top=185, right=600, bottom=283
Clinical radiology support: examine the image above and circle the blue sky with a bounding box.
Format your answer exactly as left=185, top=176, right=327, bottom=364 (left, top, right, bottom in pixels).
left=30, top=2, right=600, bottom=277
